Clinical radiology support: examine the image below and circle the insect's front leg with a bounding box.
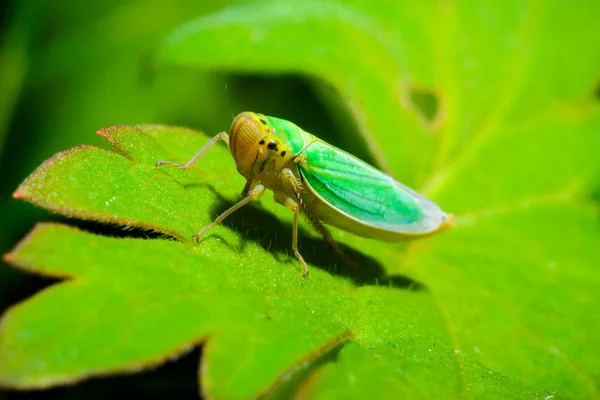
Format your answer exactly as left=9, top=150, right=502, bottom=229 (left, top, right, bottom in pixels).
left=156, top=131, right=229, bottom=170
left=194, top=184, right=265, bottom=242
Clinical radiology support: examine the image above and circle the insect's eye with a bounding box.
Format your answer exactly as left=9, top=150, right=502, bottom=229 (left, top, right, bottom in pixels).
left=229, top=112, right=272, bottom=179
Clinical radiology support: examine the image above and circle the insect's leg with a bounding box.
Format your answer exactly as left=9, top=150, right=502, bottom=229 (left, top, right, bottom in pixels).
left=280, top=169, right=358, bottom=269
left=274, top=191, right=309, bottom=277
left=156, top=131, right=230, bottom=170
left=292, top=201, right=310, bottom=277
left=194, top=184, right=265, bottom=241
left=240, top=179, right=253, bottom=197
left=308, top=215, right=359, bottom=269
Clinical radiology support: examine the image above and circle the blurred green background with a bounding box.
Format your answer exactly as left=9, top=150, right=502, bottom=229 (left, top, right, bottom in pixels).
left=0, top=1, right=359, bottom=397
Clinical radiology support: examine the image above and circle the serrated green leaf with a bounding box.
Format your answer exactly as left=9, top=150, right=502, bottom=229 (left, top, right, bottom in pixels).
left=2, top=0, right=600, bottom=399
left=2, top=222, right=351, bottom=398
left=4, top=221, right=546, bottom=400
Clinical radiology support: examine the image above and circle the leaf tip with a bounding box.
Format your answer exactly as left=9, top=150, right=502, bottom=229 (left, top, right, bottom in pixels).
left=12, top=189, right=24, bottom=200
left=96, top=125, right=125, bottom=139
left=2, top=251, right=15, bottom=265
left=3, top=223, right=85, bottom=280
left=5, top=223, right=65, bottom=264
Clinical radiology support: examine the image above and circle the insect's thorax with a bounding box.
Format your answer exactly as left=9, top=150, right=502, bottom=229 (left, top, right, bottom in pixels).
left=257, top=118, right=315, bottom=191
left=251, top=150, right=295, bottom=189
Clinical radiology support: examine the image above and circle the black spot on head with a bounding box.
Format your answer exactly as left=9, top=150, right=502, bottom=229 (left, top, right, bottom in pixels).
left=260, top=119, right=267, bottom=125
left=280, top=150, right=286, bottom=157
left=258, top=139, right=265, bottom=145
left=267, top=141, right=277, bottom=150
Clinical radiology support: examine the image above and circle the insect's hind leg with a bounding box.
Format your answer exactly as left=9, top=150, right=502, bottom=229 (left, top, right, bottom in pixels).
left=298, top=206, right=359, bottom=271
left=156, top=131, right=229, bottom=170
left=292, top=203, right=310, bottom=277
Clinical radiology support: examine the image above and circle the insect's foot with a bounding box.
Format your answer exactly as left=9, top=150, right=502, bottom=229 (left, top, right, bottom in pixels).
left=294, top=250, right=310, bottom=278
left=192, top=232, right=207, bottom=244
left=190, top=221, right=218, bottom=245
left=156, top=160, right=186, bottom=169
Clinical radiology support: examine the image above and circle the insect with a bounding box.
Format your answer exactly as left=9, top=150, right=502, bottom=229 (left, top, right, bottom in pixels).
left=156, top=112, right=453, bottom=277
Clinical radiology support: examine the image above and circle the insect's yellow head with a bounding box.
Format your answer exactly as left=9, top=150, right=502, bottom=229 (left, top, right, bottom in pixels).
left=229, top=112, right=287, bottom=179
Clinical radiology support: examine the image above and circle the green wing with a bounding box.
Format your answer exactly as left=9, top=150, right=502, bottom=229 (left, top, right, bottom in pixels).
left=299, top=141, right=446, bottom=234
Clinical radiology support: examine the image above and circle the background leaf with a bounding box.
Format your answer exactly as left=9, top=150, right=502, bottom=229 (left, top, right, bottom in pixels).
left=2, top=0, right=600, bottom=399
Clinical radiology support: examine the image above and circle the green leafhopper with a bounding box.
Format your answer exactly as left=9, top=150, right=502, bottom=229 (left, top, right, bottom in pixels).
left=157, top=112, right=453, bottom=277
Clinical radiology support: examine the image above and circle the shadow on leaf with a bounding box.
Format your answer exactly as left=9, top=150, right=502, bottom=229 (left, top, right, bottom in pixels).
left=199, top=187, right=425, bottom=291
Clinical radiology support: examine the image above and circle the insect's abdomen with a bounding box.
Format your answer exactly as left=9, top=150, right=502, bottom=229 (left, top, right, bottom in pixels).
left=305, top=197, right=440, bottom=241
